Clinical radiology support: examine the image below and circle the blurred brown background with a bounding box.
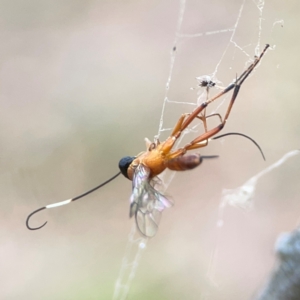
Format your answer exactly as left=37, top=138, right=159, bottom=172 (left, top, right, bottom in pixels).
left=0, top=0, right=299, bottom=299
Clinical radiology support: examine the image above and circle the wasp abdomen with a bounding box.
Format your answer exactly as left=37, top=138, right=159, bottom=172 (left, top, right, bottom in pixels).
left=166, top=154, right=202, bottom=171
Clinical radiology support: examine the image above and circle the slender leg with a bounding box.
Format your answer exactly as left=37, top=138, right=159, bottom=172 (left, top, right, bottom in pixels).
left=196, top=113, right=223, bottom=125
left=170, top=112, right=222, bottom=137
left=178, top=44, right=269, bottom=134
left=170, top=114, right=189, bottom=136
left=177, top=44, right=270, bottom=152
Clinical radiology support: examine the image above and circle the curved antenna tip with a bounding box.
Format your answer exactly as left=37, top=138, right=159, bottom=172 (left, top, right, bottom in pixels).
left=26, top=207, right=48, bottom=230
left=25, top=171, right=121, bottom=230
left=213, top=132, right=266, bottom=161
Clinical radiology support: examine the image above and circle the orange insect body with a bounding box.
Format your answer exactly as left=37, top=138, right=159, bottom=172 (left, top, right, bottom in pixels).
left=125, top=44, right=270, bottom=185
left=26, top=45, right=269, bottom=238
left=127, top=136, right=203, bottom=180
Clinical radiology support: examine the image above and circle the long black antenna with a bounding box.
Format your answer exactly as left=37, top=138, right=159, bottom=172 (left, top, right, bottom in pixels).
left=26, top=171, right=121, bottom=230
left=213, top=132, right=265, bottom=160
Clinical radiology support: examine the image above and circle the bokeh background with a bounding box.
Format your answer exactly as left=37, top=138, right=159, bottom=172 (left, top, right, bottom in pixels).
left=1, top=0, right=299, bottom=299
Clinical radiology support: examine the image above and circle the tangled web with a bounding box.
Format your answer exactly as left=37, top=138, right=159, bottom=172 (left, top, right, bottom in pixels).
left=112, top=1, right=293, bottom=299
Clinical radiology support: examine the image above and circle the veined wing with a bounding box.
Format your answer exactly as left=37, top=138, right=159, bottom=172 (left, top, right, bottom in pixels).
left=129, top=164, right=173, bottom=238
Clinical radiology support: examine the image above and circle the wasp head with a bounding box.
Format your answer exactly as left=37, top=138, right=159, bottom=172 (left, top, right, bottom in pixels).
left=119, top=156, right=135, bottom=179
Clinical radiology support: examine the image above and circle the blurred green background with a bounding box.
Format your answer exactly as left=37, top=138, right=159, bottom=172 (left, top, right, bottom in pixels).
left=1, top=0, right=300, bottom=299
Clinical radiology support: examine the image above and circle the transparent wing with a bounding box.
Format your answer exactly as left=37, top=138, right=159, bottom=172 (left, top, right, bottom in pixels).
left=129, top=164, right=173, bottom=238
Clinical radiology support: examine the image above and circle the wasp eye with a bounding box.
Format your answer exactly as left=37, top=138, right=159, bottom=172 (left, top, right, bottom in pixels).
left=118, top=156, right=135, bottom=179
